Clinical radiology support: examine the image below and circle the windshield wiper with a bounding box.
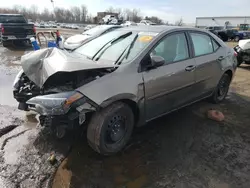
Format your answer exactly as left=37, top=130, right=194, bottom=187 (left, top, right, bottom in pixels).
left=92, top=31, right=132, bottom=61
left=115, top=33, right=138, bottom=65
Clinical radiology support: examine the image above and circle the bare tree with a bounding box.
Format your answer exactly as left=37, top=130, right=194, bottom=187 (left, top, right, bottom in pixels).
left=144, top=16, right=163, bottom=24
left=70, top=6, right=81, bottom=22
left=175, top=17, right=183, bottom=26
left=29, top=5, right=39, bottom=21
left=106, top=6, right=115, bottom=13
left=81, top=5, right=88, bottom=22
left=131, top=9, right=141, bottom=22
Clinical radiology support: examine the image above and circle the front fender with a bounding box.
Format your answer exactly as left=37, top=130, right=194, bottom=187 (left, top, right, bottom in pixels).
left=100, top=93, right=137, bottom=108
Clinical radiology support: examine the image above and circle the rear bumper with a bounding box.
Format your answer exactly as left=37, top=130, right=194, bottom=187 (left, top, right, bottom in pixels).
left=2, top=34, right=36, bottom=41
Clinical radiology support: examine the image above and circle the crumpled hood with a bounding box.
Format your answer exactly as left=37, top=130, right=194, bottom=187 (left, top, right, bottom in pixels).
left=65, top=34, right=90, bottom=44
left=21, top=48, right=115, bottom=88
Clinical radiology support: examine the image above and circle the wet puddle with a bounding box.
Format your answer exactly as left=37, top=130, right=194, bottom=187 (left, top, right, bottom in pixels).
left=0, top=65, right=20, bottom=106
left=0, top=47, right=31, bottom=106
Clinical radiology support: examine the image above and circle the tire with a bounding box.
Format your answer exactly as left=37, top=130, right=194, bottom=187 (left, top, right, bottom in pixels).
left=234, top=36, right=240, bottom=42
left=237, top=56, right=243, bottom=67
left=87, top=102, right=134, bottom=155
left=210, top=73, right=231, bottom=104
left=2, top=41, right=9, bottom=47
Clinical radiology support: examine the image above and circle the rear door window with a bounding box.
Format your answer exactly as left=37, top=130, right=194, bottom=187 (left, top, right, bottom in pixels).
left=190, top=33, right=213, bottom=56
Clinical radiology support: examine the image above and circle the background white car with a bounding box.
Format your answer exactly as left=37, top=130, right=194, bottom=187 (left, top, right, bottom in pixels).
left=121, top=21, right=137, bottom=26
left=64, top=25, right=122, bottom=50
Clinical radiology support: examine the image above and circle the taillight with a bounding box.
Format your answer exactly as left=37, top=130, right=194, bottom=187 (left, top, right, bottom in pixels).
left=33, top=26, right=36, bottom=33
left=234, top=51, right=238, bottom=57
left=1, top=25, right=4, bottom=34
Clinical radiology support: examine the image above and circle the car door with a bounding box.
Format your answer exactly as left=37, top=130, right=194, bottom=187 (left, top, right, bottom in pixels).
left=188, top=31, right=224, bottom=98
left=142, top=32, right=197, bottom=121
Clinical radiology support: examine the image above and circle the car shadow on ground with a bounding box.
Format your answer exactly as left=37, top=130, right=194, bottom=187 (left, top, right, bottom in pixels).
left=239, top=64, right=250, bottom=71
left=33, top=92, right=248, bottom=188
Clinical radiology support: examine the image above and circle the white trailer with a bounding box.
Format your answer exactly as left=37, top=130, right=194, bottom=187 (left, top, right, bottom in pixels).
left=196, top=16, right=250, bottom=28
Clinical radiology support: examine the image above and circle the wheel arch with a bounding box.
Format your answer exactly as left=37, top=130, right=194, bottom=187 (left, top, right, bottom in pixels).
left=100, top=94, right=142, bottom=126
left=224, top=69, right=233, bottom=81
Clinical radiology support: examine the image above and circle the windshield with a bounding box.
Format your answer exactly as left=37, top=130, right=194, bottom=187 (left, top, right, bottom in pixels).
left=0, top=15, right=26, bottom=23
left=83, top=26, right=109, bottom=36
left=74, top=30, right=158, bottom=64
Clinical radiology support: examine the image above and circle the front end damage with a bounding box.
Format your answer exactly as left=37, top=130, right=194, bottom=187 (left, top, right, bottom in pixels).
left=234, top=39, right=250, bottom=65
left=13, top=48, right=115, bottom=138
left=28, top=91, right=98, bottom=138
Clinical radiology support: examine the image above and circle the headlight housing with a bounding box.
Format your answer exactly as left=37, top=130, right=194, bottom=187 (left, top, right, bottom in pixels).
left=26, top=91, right=84, bottom=115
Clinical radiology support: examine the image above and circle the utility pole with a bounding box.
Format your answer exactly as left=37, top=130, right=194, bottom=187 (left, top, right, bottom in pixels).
left=51, top=0, right=56, bottom=20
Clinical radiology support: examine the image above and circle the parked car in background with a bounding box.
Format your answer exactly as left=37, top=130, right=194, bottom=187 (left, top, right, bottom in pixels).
left=64, top=25, right=122, bottom=50
left=39, top=23, right=45, bottom=28
left=83, top=25, right=94, bottom=31
left=13, top=26, right=237, bottom=155
left=226, top=29, right=245, bottom=42
left=34, top=22, right=40, bottom=28
left=205, top=26, right=228, bottom=41
left=71, top=24, right=79, bottom=29
left=121, top=21, right=137, bottom=26
left=102, top=15, right=116, bottom=24
left=52, top=23, right=57, bottom=28
left=234, top=39, right=250, bottom=66
left=138, top=20, right=156, bottom=25
left=0, top=14, right=36, bottom=47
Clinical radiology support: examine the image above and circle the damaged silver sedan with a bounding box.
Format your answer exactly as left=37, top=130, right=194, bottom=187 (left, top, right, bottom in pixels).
left=13, top=26, right=237, bottom=155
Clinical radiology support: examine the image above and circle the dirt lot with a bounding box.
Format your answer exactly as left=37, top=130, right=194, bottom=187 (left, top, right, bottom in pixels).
left=0, top=40, right=250, bottom=188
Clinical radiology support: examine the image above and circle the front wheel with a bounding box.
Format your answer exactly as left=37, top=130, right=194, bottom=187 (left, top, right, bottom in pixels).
left=87, top=102, right=134, bottom=155
left=210, top=73, right=231, bottom=103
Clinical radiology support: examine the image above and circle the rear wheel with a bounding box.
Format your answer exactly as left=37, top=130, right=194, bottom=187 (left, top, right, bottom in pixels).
left=234, top=36, right=240, bottom=42
left=237, top=56, right=243, bottom=66
left=2, top=41, right=10, bottom=47
left=87, top=102, right=134, bottom=155
left=210, top=73, right=231, bottom=103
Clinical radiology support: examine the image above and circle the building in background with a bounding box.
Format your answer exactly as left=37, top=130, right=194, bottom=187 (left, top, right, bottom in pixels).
left=196, top=16, right=250, bottom=28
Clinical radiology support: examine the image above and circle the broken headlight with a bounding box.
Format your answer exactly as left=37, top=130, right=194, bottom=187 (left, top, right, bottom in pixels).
left=26, top=91, right=84, bottom=115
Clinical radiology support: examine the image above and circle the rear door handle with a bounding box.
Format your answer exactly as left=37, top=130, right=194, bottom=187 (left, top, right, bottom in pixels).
left=217, top=56, right=225, bottom=61
left=185, top=65, right=196, bottom=72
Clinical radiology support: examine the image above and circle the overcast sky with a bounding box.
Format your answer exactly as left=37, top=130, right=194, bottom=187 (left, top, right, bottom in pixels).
left=1, top=0, right=250, bottom=23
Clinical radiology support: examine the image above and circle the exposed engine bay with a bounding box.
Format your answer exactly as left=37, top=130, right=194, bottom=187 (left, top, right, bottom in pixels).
left=14, top=69, right=111, bottom=103
left=234, top=39, right=250, bottom=65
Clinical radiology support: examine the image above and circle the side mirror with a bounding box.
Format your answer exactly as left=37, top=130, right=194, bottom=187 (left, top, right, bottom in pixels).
left=151, top=55, right=165, bottom=68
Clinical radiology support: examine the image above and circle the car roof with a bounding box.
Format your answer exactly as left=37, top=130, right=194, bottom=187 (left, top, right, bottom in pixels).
left=117, top=25, right=204, bottom=33
left=95, top=25, right=121, bottom=29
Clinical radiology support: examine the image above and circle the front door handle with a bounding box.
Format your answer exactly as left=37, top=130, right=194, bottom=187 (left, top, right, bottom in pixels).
left=217, top=56, right=224, bottom=61
left=185, top=65, right=196, bottom=72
